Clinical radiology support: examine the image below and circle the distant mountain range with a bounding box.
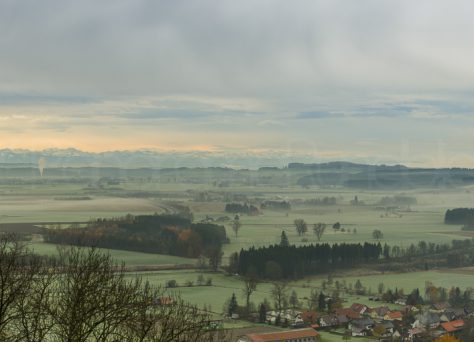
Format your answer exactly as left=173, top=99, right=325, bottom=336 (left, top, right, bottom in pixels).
left=0, top=148, right=332, bottom=169
left=1, top=149, right=474, bottom=189
left=0, top=148, right=471, bottom=171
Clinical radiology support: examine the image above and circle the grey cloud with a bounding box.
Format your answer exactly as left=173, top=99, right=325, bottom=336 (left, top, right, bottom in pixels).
left=1, top=0, right=474, bottom=165
left=2, top=0, right=474, bottom=101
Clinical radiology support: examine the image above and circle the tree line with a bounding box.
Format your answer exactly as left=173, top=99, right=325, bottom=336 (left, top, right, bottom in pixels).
left=43, top=214, right=228, bottom=258
left=445, top=208, right=474, bottom=225
left=0, top=234, right=216, bottom=342
left=260, top=200, right=291, bottom=210
left=224, top=203, right=259, bottom=215
left=232, top=237, right=474, bottom=280
left=234, top=242, right=383, bottom=279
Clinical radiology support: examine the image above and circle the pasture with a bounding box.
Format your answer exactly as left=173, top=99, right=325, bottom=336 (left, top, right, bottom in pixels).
left=128, top=266, right=474, bottom=314
left=28, top=242, right=196, bottom=267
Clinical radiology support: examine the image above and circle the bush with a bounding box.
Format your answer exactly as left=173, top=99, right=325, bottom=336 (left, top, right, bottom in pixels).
left=166, top=279, right=178, bottom=288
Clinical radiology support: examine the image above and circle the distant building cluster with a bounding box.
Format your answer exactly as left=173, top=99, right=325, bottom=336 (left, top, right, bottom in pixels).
left=238, top=298, right=472, bottom=341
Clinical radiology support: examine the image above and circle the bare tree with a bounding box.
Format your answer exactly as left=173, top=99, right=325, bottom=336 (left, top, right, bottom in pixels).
left=206, top=246, right=223, bottom=272
left=313, top=223, right=326, bottom=241
left=242, top=267, right=258, bottom=316
left=14, top=266, right=55, bottom=342
left=124, top=282, right=212, bottom=342
left=270, top=282, right=289, bottom=314
left=0, top=236, right=216, bottom=342
left=372, top=229, right=384, bottom=240
left=50, top=247, right=139, bottom=342
left=0, top=234, right=44, bottom=341
left=294, top=219, right=307, bottom=236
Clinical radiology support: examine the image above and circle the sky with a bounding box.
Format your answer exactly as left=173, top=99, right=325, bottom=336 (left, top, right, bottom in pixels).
left=1, top=0, right=474, bottom=167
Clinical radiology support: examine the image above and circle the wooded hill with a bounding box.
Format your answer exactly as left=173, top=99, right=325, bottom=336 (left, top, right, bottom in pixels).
left=43, top=214, right=228, bottom=258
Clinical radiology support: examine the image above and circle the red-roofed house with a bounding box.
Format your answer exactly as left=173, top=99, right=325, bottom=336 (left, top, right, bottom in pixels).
left=300, top=310, right=319, bottom=324
left=240, top=328, right=320, bottom=342
left=384, top=311, right=403, bottom=321
left=335, top=308, right=361, bottom=320
left=441, top=320, right=464, bottom=334
left=350, top=303, right=368, bottom=315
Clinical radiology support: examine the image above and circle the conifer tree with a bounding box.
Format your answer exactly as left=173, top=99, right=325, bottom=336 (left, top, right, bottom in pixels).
left=228, top=293, right=238, bottom=316
left=279, top=231, right=289, bottom=247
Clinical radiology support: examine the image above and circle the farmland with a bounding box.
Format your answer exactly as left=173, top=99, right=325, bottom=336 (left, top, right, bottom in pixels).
left=2, top=165, right=474, bottom=340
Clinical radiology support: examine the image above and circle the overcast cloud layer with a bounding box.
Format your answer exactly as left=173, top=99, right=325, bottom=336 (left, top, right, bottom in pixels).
left=1, top=0, right=474, bottom=167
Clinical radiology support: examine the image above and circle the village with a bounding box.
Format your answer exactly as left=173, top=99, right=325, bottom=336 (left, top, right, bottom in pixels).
left=237, top=294, right=472, bottom=341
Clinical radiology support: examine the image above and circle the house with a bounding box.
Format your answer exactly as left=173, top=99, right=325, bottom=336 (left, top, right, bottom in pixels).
left=443, top=308, right=466, bottom=321
left=319, top=315, right=339, bottom=328
left=413, top=312, right=440, bottom=329
left=431, top=302, right=451, bottom=313
left=372, top=321, right=394, bottom=337
left=440, top=320, right=464, bottom=334
left=291, top=320, right=307, bottom=329
left=408, top=327, right=426, bottom=340
left=350, top=303, right=368, bottom=315
left=440, top=313, right=450, bottom=323
left=300, top=310, right=319, bottom=325
left=395, top=297, right=408, bottom=305
left=404, top=305, right=420, bottom=313
left=368, top=306, right=390, bottom=319
left=350, top=326, right=367, bottom=337
left=241, top=328, right=320, bottom=342
left=266, top=309, right=301, bottom=325
left=384, top=311, right=403, bottom=321
left=335, top=308, right=361, bottom=320
left=336, top=315, right=349, bottom=326
left=349, top=317, right=375, bottom=331
left=392, top=330, right=402, bottom=339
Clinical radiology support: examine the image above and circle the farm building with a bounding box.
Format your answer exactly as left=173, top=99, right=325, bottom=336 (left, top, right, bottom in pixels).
left=238, top=328, right=320, bottom=342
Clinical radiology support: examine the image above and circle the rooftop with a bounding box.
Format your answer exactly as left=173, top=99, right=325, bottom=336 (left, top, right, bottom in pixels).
left=441, top=320, right=465, bottom=333
left=247, top=328, right=319, bottom=342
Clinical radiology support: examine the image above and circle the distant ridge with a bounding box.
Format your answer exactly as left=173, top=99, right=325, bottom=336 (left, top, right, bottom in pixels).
left=288, top=161, right=408, bottom=170
left=0, top=148, right=403, bottom=170
left=0, top=148, right=472, bottom=171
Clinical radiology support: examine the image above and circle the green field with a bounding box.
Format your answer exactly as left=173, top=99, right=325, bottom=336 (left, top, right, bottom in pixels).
left=29, top=242, right=196, bottom=267
left=2, top=173, right=474, bottom=340
left=124, top=266, right=474, bottom=316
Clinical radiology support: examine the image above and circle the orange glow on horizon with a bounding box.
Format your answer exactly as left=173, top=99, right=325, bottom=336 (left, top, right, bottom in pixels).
left=0, top=133, right=226, bottom=153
